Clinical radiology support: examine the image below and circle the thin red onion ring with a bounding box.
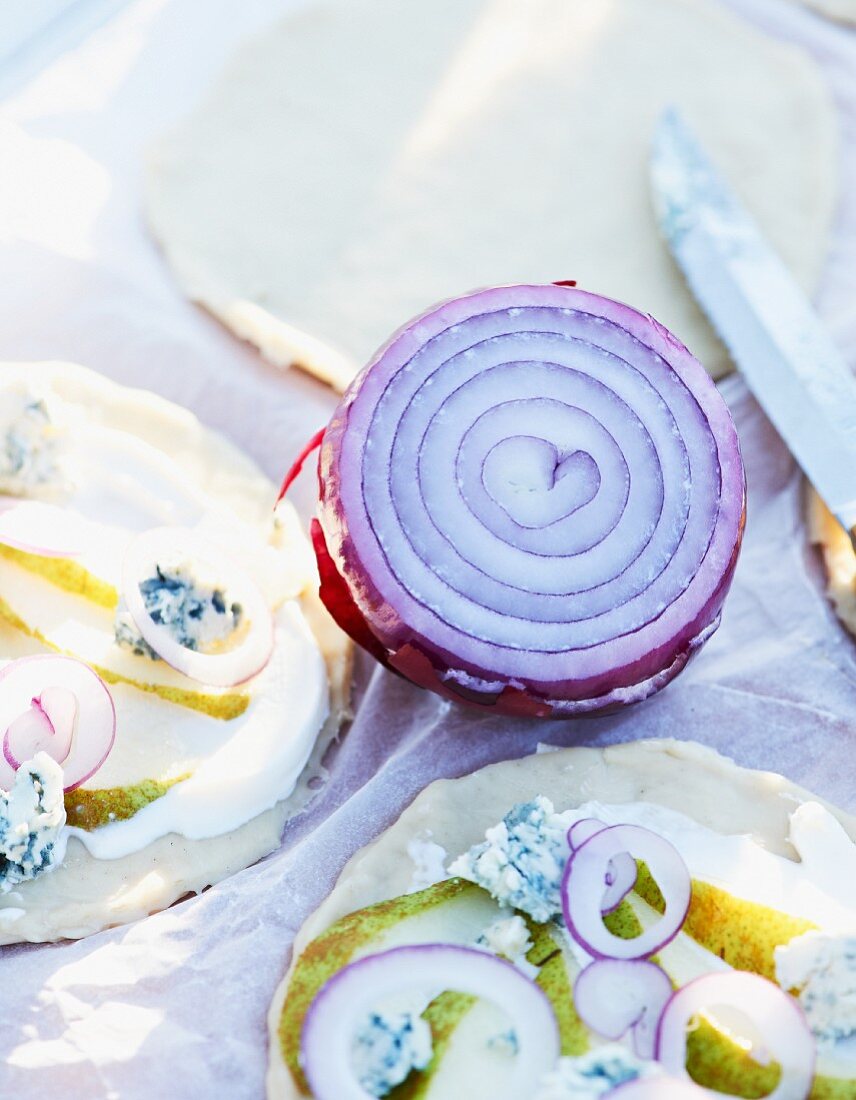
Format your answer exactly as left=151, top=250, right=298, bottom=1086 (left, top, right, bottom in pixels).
left=121, top=527, right=274, bottom=687
left=562, top=823, right=691, bottom=960
left=0, top=498, right=88, bottom=558
left=313, top=284, right=745, bottom=716
left=0, top=655, right=115, bottom=791
left=573, top=959, right=673, bottom=1058
left=568, top=818, right=638, bottom=914
left=301, top=944, right=560, bottom=1100
left=655, top=972, right=815, bottom=1100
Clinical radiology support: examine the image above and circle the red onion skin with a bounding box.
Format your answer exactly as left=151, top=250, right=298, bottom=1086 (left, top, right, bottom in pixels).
left=304, top=284, right=745, bottom=717
left=276, top=428, right=325, bottom=506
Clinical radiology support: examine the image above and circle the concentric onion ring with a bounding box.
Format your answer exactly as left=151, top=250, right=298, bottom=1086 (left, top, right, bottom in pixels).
left=313, top=284, right=745, bottom=716
left=301, top=944, right=560, bottom=1099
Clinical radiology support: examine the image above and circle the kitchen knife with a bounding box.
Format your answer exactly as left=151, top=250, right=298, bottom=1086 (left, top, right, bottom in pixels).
left=650, top=107, right=856, bottom=547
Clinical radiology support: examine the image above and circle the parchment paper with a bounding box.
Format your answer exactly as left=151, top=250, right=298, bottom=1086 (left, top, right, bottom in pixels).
left=0, top=0, right=855, bottom=1096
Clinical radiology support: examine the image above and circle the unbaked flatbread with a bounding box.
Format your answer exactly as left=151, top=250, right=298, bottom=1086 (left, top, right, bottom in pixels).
left=147, top=0, right=836, bottom=390
left=0, top=363, right=352, bottom=944
left=266, top=738, right=856, bottom=1096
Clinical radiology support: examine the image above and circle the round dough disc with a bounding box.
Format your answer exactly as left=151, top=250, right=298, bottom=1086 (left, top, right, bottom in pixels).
left=266, top=738, right=856, bottom=1096
left=147, top=0, right=836, bottom=390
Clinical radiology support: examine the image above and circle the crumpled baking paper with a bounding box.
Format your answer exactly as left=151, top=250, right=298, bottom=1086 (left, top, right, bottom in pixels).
left=0, top=0, right=854, bottom=1096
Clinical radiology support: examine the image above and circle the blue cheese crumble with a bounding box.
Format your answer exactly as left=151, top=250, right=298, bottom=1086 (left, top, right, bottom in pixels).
left=775, top=930, right=856, bottom=1048
left=534, top=1045, right=660, bottom=1099
left=449, top=797, right=574, bottom=923
left=351, top=1010, right=432, bottom=1097
left=0, top=752, right=66, bottom=889
left=477, top=915, right=537, bottom=978
left=0, top=390, right=59, bottom=496
left=115, top=562, right=243, bottom=660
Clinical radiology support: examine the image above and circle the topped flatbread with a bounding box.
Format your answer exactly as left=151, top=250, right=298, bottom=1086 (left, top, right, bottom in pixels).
left=0, top=362, right=351, bottom=943
left=267, top=739, right=856, bottom=1098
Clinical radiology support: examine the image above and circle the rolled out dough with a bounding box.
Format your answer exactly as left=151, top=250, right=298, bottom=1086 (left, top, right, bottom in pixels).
left=147, top=0, right=836, bottom=390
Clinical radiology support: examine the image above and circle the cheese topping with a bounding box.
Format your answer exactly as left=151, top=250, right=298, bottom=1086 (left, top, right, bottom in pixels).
left=0, top=389, right=59, bottom=497
left=0, top=752, right=66, bottom=889
left=115, top=561, right=243, bottom=660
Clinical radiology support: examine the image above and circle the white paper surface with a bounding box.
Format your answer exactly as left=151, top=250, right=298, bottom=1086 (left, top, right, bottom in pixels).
left=0, top=0, right=855, bottom=1096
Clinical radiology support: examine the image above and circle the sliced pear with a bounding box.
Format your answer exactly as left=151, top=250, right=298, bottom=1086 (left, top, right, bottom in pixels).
left=634, top=863, right=815, bottom=979
left=64, top=773, right=190, bottom=831
left=0, top=594, right=249, bottom=721
left=0, top=544, right=117, bottom=609
left=279, top=879, right=505, bottom=1093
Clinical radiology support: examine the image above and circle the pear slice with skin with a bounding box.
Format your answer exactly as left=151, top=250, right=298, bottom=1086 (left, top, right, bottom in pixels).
left=635, top=862, right=816, bottom=979
left=279, top=879, right=505, bottom=1094
left=64, top=773, right=190, bottom=831
left=0, top=585, right=249, bottom=721
left=0, top=544, right=117, bottom=609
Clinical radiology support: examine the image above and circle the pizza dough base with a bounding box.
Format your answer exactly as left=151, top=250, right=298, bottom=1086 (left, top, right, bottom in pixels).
left=0, top=362, right=352, bottom=944
left=147, top=0, right=836, bottom=390
left=266, top=737, right=856, bottom=1097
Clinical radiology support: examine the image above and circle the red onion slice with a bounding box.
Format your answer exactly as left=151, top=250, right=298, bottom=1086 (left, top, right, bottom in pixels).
left=4, top=685, right=76, bottom=771
left=655, top=972, right=815, bottom=1100
left=315, top=284, right=745, bottom=716
left=301, top=944, right=560, bottom=1100
left=568, top=818, right=638, bottom=914
left=0, top=498, right=88, bottom=558
left=121, top=527, right=274, bottom=687
left=0, top=655, right=115, bottom=792
left=562, top=824, right=691, bottom=960
left=573, top=959, right=672, bottom=1058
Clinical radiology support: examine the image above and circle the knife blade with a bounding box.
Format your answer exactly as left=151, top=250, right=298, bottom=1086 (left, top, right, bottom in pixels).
left=650, top=107, right=856, bottom=546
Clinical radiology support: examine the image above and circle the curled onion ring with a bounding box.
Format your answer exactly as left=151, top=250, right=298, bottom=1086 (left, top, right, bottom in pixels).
left=313, top=284, right=745, bottom=716
left=573, top=958, right=673, bottom=1058
left=568, top=818, right=638, bottom=914
left=301, top=944, right=560, bottom=1099
left=121, top=527, right=274, bottom=687
left=562, top=823, right=691, bottom=959
left=655, top=972, right=815, bottom=1100
left=0, top=655, right=115, bottom=791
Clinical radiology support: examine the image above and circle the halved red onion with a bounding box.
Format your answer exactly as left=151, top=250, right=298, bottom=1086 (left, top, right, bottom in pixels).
left=311, top=284, right=745, bottom=716
left=0, top=655, right=115, bottom=791
left=562, top=824, right=691, bottom=959
left=611, top=1079, right=705, bottom=1099
left=656, top=973, right=815, bottom=1100
left=121, top=527, right=274, bottom=687
left=573, top=959, right=672, bottom=1058
left=0, top=497, right=88, bottom=558
left=301, top=944, right=560, bottom=1100
left=568, top=818, right=638, bottom=914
